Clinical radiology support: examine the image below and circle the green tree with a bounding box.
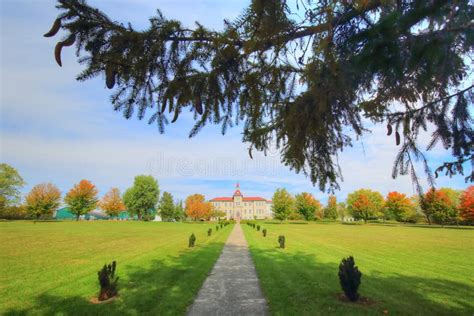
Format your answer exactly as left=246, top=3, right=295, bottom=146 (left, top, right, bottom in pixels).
left=64, top=179, right=98, bottom=221
left=212, top=209, right=226, bottom=220
left=337, top=202, right=347, bottom=221
left=25, top=183, right=62, bottom=220
left=159, top=191, right=175, bottom=221
left=294, top=192, right=321, bottom=221
left=439, top=187, right=462, bottom=224
left=0, top=163, right=25, bottom=209
left=123, top=175, right=160, bottom=220
left=324, top=195, right=338, bottom=220
left=346, top=189, right=384, bottom=223
left=45, top=1, right=473, bottom=192
left=272, top=188, right=294, bottom=222
left=174, top=200, right=185, bottom=221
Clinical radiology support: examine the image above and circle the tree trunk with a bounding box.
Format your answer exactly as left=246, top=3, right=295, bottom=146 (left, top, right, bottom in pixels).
left=76, top=214, right=80, bottom=221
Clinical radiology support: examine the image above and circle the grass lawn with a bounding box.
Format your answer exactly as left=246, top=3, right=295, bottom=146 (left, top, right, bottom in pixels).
left=243, top=222, right=474, bottom=315
left=0, top=220, right=232, bottom=315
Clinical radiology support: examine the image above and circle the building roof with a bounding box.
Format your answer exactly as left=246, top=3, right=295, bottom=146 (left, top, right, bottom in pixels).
left=210, top=184, right=271, bottom=202
left=210, top=197, right=233, bottom=201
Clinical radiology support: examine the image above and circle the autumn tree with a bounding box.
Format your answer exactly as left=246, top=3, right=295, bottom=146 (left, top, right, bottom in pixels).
left=459, top=186, right=474, bottom=224
left=123, top=175, right=160, bottom=220
left=25, top=183, right=61, bottom=220
left=385, top=192, right=416, bottom=223
left=420, top=188, right=458, bottom=226
left=185, top=194, right=212, bottom=221
left=272, top=188, right=294, bottom=222
left=347, top=189, right=384, bottom=223
left=99, top=187, right=125, bottom=217
left=159, top=191, right=175, bottom=221
left=64, top=179, right=98, bottom=221
left=324, top=195, right=338, bottom=220
left=0, top=163, right=25, bottom=210
left=294, top=192, right=321, bottom=221
left=45, top=1, right=473, bottom=192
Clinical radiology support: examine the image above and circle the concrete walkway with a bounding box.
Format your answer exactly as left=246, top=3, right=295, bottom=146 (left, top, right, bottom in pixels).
left=187, top=223, right=269, bottom=316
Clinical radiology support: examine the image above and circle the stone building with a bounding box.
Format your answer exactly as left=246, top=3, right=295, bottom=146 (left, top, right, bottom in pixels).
left=209, top=183, right=273, bottom=220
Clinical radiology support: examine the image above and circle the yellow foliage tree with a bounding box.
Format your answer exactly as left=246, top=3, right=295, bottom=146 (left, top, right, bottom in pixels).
left=99, top=187, right=125, bottom=217
left=64, top=179, right=98, bottom=221
left=25, top=183, right=61, bottom=219
left=185, top=194, right=212, bottom=221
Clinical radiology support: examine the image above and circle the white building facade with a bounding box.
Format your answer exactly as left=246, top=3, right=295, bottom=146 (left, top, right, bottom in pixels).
left=209, top=183, right=273, bottom=220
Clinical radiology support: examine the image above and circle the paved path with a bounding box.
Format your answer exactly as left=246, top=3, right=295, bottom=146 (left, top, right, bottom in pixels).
left=187, top=223, right=269, bottom=316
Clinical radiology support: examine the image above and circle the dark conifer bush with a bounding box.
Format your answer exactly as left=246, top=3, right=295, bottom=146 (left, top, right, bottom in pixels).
left=278, top=235, right=285, bottom=249
left=207, top=228, right=212, bottom=236
left=97, top=261, right=119, bottom=301
left=338, top=256, right=362, bottom=302
left=262, top=228, right=267, bottom=237
left=189, top=233, right=196, bottom=248
left=216, top=225, right=219, bottom=231
left=257, top=225, right=260, bottom=231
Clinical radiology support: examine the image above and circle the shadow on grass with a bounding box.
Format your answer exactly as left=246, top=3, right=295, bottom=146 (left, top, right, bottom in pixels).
left=367, top=223, right=474, bottom=230
left=4, top=241, right=226, bottom=316
left=248, top=247, right=474, bottom=315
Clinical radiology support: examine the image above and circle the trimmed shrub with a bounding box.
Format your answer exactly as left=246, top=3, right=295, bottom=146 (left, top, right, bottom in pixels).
left=216, top=225, right=219, bottom=231
left=338, top=256, right=362, bottom=301
left=189, top=233, right=196, bottom=248
left=97, top=261, right=119, bottom=301
left=257, top=225, right=260, bottom=231
left=278, top=235, right=285, bottom=248
left=208, top=228, right=212, bottom=236
left=262, top=228, right=267, bottom=237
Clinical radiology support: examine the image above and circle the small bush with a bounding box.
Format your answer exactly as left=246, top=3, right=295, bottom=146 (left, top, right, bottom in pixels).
left=338, top=256, right=362, bottom=302
left=216, top=225, right=219, bottom=231
left=97, top=261, right=119, bottom=301
left=257, top=225, right=261, bottom=231
left=208, top=228, right=212, bottom=236
left=262, top=228, right=267, bottom=237
left=189, top=233, right=196, bottom=248
left=278, top=235, right=285, bottom=248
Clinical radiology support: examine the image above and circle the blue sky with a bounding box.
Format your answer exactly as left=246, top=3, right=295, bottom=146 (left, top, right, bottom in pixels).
left=0, top=0, right=468, bottom=204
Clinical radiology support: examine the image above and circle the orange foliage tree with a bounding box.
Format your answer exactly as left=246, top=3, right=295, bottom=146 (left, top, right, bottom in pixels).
left=385, top=191, right=416, bottom=222
left=346, top=189, right=384, bottom=223
left=99, top=187, right=125, bottom=217
left=25, top=183, right=61, bottom=219
left=185, top=194, right=212, bottom=221
left=459, top=186, right=474, bottom=223
left=64, top=179, right=98, bottom=221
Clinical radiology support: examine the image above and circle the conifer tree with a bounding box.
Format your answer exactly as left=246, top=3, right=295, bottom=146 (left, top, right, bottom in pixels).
left=44, top=1, right=474, bottom=192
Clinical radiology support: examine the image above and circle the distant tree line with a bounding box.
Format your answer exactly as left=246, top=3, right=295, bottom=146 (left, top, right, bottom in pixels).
left=271, top=186, right=474, bottom=226
left=1, top=163, right=473, bottom=225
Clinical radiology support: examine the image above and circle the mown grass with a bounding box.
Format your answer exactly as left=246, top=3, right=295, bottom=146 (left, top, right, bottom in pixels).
left=243, top=222, right=474, bottom=315
left=0, top=221, right=232, bottom=315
